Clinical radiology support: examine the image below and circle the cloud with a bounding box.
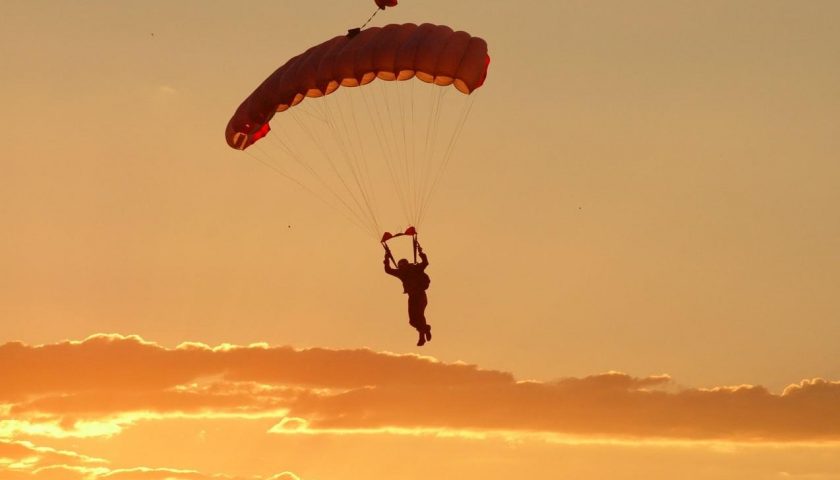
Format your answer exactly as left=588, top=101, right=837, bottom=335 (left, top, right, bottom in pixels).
left=0, top=439, right=106, bottom=469
left=0, top=334, right=507, bottom=401
left=2, top=334, right=839, bottom=443
left=265, top=474, right=301, bottom=480
left=0, top=439, right=298, bottom=479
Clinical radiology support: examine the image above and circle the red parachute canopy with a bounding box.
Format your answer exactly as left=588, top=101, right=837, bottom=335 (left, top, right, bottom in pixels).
left=226, top=23, right=489, bottom=150
left=375, top=0, right=398, bottom=8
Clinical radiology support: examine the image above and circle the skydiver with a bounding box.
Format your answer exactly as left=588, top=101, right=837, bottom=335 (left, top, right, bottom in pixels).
left=384, top=242, right=432, bottom=346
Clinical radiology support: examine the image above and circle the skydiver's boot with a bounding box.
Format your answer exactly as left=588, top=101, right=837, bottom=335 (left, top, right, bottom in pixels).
left=424, top=324, right=432, bottom=342
left=416, top=330, right=426, bottom=347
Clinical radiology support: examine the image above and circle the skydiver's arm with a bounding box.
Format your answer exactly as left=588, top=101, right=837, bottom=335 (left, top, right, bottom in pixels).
left=418, top=248, right=429, bottom=269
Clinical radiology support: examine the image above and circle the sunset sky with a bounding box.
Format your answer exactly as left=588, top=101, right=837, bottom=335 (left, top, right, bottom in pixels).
left=2, top=1, right=840, bottom=479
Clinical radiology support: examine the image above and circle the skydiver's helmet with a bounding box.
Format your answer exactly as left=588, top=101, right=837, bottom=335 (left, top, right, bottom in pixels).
left=397, top=259, right=410, bottom=270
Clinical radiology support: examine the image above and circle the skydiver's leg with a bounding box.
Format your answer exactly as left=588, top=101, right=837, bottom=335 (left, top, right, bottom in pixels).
left=418, top=292, right=431, bottom=342
left=408, top=294, right=426, bottom=346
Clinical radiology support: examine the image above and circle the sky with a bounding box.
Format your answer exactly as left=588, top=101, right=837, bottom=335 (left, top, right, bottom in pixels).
left=1, top=0, right=839, bottom=479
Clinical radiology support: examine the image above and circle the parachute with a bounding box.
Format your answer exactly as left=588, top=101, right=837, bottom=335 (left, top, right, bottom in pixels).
left=374, top=0, right=398, bottom=9
left=226, top=23, right=489, bottom=238
left=226, top=24, right=488, bottom=150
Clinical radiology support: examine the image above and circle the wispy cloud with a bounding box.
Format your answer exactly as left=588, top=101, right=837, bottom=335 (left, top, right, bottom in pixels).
left=2, top=334, right=839, bottom=444
left=0, top=439, right=295, bottom=479
left=0, top=439, right=106, bottom=468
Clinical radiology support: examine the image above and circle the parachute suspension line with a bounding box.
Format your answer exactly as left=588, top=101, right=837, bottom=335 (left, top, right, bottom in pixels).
left=368, top=81, right=401, bottom=202
left=251, top=142, right=290, bottom=177
left=410, top=83, right=424, bottom=224
left=360, top=84, right=412, bottom=224
left=289, top=95, right=329, bottom=126
left=307, top=97, right=330, bottom=125
left=409, top=79, right=417, bottom=224
left=380, top=81, right=412, bottom=224
left=265, top=124, right=376, bottom=236
left=265, top=127, right=370, bottom=232
left=331, top=89, right=381, bottom=235
left=392, top=80, right=417, bottom=224
left=243, top=148, right=370, bottom=235
left=399, top=82, right=413, bottom=221
left=266, top=128, right=323, bottom=184
left=407, top=81, right=420, bottom=227
left=414, top=85, right=443, bottom=226
left=382, top=81, right=406, bottom=222
left=418, top=86, right=447, bottom=226
left=407, top=84, right=420, bottom=223
left=347, top=88, right=380, bottom=225
left=411, top=84, right=426, bottom=223
left=422, top=86, right=437, bottom=169
left=387, top=81, right=414, bottom=225
left=419, top=95, right=475, bottom=226
left=292, top=106, right=379, bottom=238
left=417, top=94, right=476, bottom=227
left=417, top=85, right=433, bottom=222
left=321, top=92, right=381, bottom=237
left=291, top=106, right=366, bottom=225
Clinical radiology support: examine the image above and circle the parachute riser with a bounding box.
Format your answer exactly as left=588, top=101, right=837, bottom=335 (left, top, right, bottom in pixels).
left=382, top=242, right=397, bottom=268
left=380, top=225, right=418, bottom=266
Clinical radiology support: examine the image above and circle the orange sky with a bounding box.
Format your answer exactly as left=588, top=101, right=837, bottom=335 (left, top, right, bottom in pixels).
left=2, top=0, right=840, bottom=478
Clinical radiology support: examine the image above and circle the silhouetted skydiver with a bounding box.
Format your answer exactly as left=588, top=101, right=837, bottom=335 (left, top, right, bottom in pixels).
left=384, top=243, right=432, bottom=346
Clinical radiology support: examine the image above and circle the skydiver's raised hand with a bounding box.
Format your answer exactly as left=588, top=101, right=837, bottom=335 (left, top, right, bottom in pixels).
left=416, top=244, right=428, bottom=267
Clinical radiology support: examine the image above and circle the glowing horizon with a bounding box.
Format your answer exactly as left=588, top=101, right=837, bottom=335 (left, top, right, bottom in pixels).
left=3, top=334, right=840, bottom=478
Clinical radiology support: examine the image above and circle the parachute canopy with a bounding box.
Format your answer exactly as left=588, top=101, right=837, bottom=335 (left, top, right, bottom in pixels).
left=226, top=23, right=489, bottom=150
left=375, top=0, right=398, bottom=8
left=225, top=23, right=489, bottom=239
